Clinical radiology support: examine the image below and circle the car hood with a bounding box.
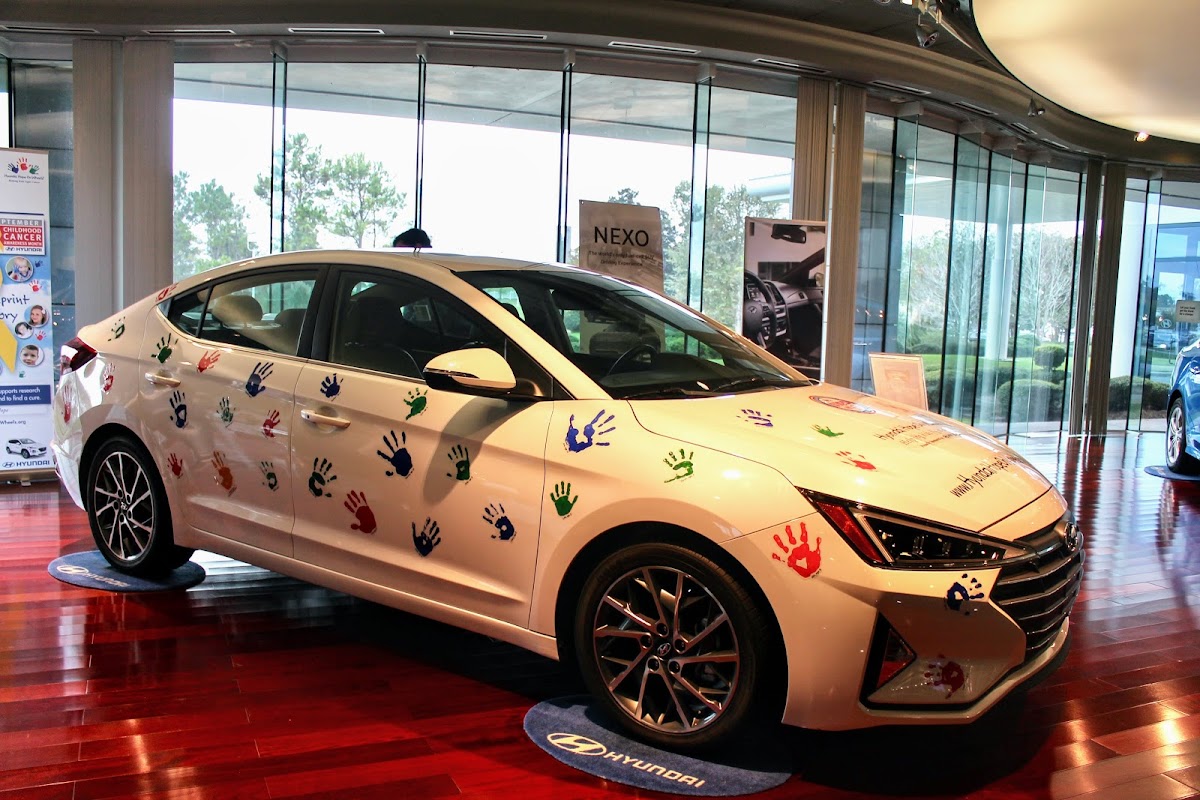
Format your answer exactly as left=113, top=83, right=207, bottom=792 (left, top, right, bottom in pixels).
left=627, top=383, right=1053, bottom=535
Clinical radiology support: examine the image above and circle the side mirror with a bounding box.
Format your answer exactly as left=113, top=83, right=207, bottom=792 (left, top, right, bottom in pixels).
left=423, top=347, right=517, bottom=392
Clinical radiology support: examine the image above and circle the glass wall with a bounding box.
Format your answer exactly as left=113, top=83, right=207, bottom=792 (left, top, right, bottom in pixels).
left=0, top=56, right=9, bottom=146
left=853, top=112, right=1087, bottom=438
left=10, top=61, right=74, bottom=348
left=173, top=63, right=274, bottom=278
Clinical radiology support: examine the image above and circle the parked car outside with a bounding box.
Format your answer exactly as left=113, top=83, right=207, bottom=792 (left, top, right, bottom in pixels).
left=52, top=251, right=1082, bottom=751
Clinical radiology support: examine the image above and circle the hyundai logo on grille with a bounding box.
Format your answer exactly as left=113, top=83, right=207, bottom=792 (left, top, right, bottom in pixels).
left=1062, top=522, right=1082, bottom=553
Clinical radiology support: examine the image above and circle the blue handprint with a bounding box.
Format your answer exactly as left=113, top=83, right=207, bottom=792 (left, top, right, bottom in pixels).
left=740, top=409, right=774, bottom=427
left=413, top=517, right=442, bottom=556
left=169, top=390, right=187, bottom=429
left=245, top=361, right=274, bottom=398
left=320, top=373, right=342, bottom=399
left=564, top=409, right=616, bottom=453
left=945, top=574, right=986, bottom=614
left=482, top=503, right=516, bottom=541
left=377, top=429, right=413, bottom=478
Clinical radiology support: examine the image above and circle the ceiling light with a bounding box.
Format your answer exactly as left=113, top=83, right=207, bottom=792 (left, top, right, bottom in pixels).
left=1027, top=98, right=1045, bottom=117
left=1, top=24, right=99, bottom=34
left=449, top=30, right=547, bottom=41
left=144, top=28, right=236, bottom=35
left=608, top=41, right=700, bottom=55
left=915, top=17, right=939, bottom=48
left=1136, top=131, right=1150, bottom=142
left=287, top=27, right=384, bottom=35
left=752, top=57, right=829, bottom=75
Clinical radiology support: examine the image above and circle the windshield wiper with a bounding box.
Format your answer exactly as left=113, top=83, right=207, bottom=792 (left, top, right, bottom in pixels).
left=711, top=375, right=795, bottom=394
left=619, top=386, right=718, bottom=400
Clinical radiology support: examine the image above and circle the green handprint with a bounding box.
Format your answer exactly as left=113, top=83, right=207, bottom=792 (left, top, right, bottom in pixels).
left=404, top=388, right=428, bottom=419
left=550, top=481, right=578, bottom=518
left=150, top=333, right=176, bottom=364
left=663, top=449, right=695, bottom=483
left=446, top=444, right=471, bottom=481
left=218, top=397, right=234, bottom=427
left=109, top=317, right=126, bottom=341
left=813, top=424, right=844, bottom=438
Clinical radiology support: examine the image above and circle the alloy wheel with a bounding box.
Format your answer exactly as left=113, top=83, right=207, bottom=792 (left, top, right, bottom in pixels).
left=1169, top=402, right=1186, bottom=466
left=91, top=450, right=156, bottom=563
left=592, top=566, right=739, bottom=734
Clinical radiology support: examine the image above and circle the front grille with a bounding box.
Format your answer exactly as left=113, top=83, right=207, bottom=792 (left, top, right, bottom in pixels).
left=991, top=520, right=1084, bottom=661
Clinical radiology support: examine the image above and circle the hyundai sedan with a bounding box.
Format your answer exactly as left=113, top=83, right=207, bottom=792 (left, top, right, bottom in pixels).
left=52, top=250, right=1082, bottom=751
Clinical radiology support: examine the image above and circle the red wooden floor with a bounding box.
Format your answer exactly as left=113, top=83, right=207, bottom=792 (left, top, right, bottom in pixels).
left=5, top=434, right=1200, bottom=799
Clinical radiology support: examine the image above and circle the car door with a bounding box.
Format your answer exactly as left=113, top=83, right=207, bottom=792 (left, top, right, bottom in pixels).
left=289, top=266, right=555, bottom=627
left=143, top=267, right=322, bottom=556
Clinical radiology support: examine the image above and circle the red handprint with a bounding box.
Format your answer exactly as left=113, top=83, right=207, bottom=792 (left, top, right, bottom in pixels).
left=156, top=283, right=177, bottom=302
left=167, top=453, right=183, bottom=477
left=211, top=451, right=236, bottom=495
left=30, top=280, right=40, bottom=292
left=62, top=386, right=73, bottom=424
left=262, top=409, right=281, bottom=438
left=772, top=522, right=822, bottom=578
left=34, top=330, right=45, bottom=341
left=924, top=656, right=966, bottom=698
left=101, top=363, right=115, bottom=393
left=344, top=490, right=377, bottom=534
left=197, top=350, right=221, bottom=373
left=836, top=451, right=876, bottom=471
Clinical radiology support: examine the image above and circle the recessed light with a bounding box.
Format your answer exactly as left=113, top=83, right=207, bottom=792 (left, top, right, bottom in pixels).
left=752, top=58, right=829, bottom=75
left=145, top=28, right=236, bottom=35
left=953, top=100, right=996, bottom=117
left=287, top=27, right=384, bottom=35
left=449, top=30, right=547, bottom=41
left=870, top=80, right=930, bottom=96
left=608, top=41, right=699, bottom=55
left=1135, top=131, right=1150, bottom=142
left=2, top=25, right=99, bottom=34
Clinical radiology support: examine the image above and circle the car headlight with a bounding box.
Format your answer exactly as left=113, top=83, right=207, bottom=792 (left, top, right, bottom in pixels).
left=801, top=490, right=1024, bottom=569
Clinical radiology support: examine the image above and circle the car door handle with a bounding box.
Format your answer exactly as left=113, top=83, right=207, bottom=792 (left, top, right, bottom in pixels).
left=144, top=372, right=181, bottom=388
left=300, top=409, right=351, bottom=429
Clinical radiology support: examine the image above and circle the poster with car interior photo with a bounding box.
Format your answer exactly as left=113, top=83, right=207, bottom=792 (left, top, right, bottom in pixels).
left=742, top=217, right=827, bottom=380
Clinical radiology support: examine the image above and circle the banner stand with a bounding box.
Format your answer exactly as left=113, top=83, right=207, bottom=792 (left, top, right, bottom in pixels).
left=0, top=148, right=58, bottom=484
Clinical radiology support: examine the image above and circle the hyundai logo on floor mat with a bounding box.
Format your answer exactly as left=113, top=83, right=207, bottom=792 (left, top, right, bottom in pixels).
left=47, top=550, right=205, bottom=592
left=524, top=696, right=791, bottom=796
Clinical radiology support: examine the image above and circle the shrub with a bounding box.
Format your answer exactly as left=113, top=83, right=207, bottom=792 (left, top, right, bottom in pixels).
left=1014, top=332, right=1039, bottom=359
left=1033, top=344, right=1067, bottom=370
left=995, top=379, right=1063, bottom=421
left=1107, top=376, right=1171, bottom=414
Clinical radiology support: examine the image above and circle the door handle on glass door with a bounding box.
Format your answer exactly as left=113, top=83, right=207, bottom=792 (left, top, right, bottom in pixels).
left=145, top=372, right=181, bottom=388
left=300, top=409, right=351, bottom=429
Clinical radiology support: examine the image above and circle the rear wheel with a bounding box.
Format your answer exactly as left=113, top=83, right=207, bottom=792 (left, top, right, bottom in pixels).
left=1168, top=398, right=1199, bottom=474
left=575, top=542, right=776, bottom=752
left=86, top=436, right=193, bottom=575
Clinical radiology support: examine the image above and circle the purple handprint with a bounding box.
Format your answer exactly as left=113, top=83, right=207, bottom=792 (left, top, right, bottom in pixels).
left=564, top=409, right=616, bottom=453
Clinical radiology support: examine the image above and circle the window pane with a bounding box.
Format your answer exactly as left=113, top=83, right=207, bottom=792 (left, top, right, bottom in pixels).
left=423, top=65, right=561, bottom=261
left=285, top=63, right=418, bottom=249
left=705, top=86, right=795, bottom=330
left=166, top=287, right=211, bottom=337
left=173, top=63, right=274, bottom=278
left=200, top=273, right=316, bottom=356
left=853, top=113, right=895, bottom=393
left=567, top=73, right=694, bottom=302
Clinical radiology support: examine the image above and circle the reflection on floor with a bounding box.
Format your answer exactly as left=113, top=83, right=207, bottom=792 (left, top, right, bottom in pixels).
left=4, top=433, right=1200, bottom=798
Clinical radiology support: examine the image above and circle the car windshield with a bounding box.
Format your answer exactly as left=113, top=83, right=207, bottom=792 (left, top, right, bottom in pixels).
left=460, top=268, right=812, bottom=399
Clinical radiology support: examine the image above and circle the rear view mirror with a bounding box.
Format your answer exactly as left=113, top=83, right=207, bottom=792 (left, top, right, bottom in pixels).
left=423, top=348, right=517, bottom=392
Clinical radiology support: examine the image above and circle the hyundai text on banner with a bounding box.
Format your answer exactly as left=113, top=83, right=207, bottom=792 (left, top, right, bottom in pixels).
left=0, top=148, right=54, bottom=477
left=579, top=200, right=664, bottom=293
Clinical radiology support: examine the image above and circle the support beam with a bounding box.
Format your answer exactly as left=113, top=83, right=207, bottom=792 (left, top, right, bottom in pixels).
left=1085, top=161, right=1126, bottom=435
left=824, top=83, right=866, bottom=388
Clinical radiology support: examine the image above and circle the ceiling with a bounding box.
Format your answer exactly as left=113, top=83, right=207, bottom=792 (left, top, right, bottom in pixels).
left=973, top=0, right=1200, bottom=146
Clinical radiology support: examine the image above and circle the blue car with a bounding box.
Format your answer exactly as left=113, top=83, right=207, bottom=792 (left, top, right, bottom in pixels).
left=1168, top=339, right=1200, bottom=472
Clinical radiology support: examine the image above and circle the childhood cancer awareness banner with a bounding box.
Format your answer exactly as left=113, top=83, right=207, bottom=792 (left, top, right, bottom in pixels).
left=742, top=217, right=827, bottom=380
left=0, top=148, right=55, bottom=477
left=579, top=200, right=665, bottom=293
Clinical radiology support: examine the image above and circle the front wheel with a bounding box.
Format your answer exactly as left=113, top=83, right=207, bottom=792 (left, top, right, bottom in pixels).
left=575, top=543, right=777, bottom=752
left=86, top=436, right=193, bottom=575
left=20, top=449, right=29, bottom=458
left=1168, top=398, right=1199, bottom=474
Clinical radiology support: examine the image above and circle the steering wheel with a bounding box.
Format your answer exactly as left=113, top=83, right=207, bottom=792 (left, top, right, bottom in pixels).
left=604, top=343, right=658, bottom=378
left=743, top=271, right=776, bottom=348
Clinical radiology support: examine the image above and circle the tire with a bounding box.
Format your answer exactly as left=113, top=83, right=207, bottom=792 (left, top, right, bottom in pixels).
left=86, top=435, right=194, bottom=575
left=1168, top=397, right=1200, bottom=474
left=574, top=542, right=776, bottom=752
left=20, top=449, right=29, bottom=458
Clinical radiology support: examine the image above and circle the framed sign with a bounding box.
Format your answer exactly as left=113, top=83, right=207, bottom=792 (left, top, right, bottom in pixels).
left=868, top=353, right=928, bottom=411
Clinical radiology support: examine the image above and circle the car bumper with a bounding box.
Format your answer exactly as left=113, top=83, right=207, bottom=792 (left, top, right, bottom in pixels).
left=722, top=502, right=1078, bottom=731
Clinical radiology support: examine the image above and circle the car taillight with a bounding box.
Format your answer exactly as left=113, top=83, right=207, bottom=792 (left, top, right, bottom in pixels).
left=808, top=496, right=887, bottom=564
left=866, top=616, right=916, bottom=692
left=60, top=337, right=97, bottom=375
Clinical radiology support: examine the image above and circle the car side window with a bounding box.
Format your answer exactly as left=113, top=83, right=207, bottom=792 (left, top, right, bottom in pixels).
left=165, top=288, right=210, bottom=337
left=327, top=271, right=555, bottom=396
left=197, top=272, right=318, bottom=356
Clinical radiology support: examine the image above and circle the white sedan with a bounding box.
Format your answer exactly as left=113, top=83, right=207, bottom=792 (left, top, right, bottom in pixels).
left=52, top=250, right=1081, bottom=751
